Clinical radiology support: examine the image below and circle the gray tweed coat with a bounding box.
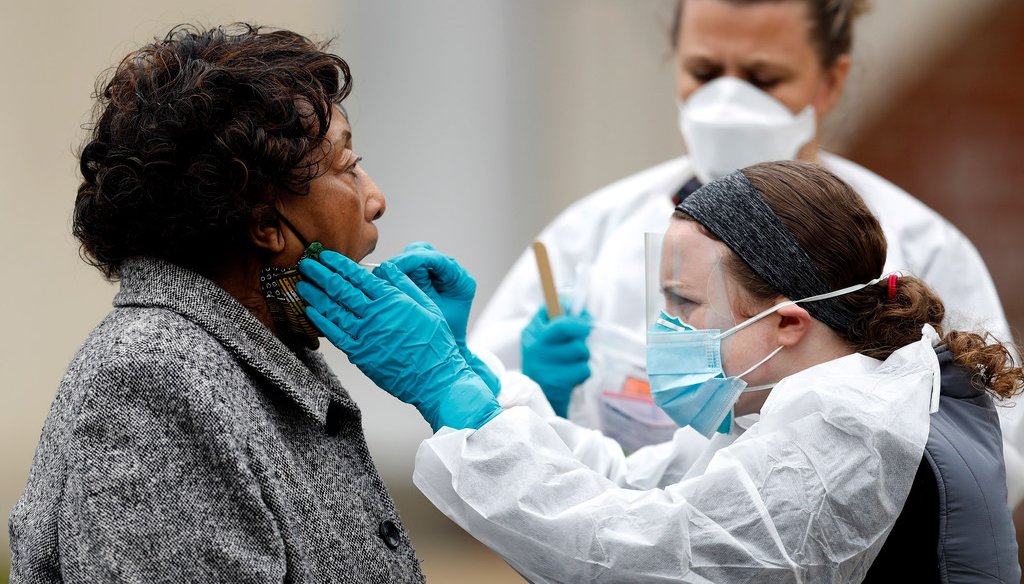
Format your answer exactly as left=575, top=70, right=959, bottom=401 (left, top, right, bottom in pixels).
left=9, top=257, right=425, bottom=583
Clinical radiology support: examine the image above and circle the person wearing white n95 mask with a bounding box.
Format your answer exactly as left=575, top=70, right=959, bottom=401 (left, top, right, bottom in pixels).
left=470, top=0, right=1023, bottom=511
left=679, top=76, right=816, bottom=184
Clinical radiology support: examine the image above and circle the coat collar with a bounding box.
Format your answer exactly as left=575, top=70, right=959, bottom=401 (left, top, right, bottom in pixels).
left=113, top=256, right=360, bottom=424
left=935, top=347, right=986, bottom=401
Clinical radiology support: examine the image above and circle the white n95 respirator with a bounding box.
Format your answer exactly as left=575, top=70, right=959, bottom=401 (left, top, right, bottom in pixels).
left=679, top=77, right=816, bottom=184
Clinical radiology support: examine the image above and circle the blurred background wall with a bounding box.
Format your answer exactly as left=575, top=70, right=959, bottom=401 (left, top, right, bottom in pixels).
left=846, top=0, right=1024, bottom=338
left=2, top=0, right=1020, bottom=581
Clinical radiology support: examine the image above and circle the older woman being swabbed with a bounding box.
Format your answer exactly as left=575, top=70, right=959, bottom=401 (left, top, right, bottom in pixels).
left=8, top=24, right=442, bottom=582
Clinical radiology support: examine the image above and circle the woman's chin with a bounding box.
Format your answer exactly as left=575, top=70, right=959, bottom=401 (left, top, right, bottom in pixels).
left=359, top=234, right=378, bottom=261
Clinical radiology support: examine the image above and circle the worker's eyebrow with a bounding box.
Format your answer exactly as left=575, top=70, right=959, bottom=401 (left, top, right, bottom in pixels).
left=660, top=281, right=701, bottom=298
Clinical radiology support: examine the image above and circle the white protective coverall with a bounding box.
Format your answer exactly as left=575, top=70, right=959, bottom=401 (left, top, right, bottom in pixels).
left=470, top=153, right=1024, bottom=505
left=416, top=331, right=941, bottom=583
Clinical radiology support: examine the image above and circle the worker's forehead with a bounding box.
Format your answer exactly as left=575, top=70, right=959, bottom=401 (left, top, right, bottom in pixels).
left=661, top=220, right=727, bottom=280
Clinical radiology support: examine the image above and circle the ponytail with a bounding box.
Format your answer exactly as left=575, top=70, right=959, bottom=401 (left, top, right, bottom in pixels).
left=844, top=276, right=941, bottom=359
left=845, top=275, right=1023, bottom=399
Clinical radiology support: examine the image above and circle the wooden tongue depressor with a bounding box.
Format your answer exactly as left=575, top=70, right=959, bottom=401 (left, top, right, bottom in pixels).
left=532, top=240, right=563, bottom=319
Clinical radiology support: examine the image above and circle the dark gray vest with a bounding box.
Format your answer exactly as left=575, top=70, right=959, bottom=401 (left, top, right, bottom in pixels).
left=865, top=348, right=1019, bottom=582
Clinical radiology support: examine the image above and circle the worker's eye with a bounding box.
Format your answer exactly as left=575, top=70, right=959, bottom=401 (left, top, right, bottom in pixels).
left=689, top=69, right=720, bottom=84
left=749, top=75, right=781, bottom=90
left=664, top=291, right=697, bottom=315
left=683, top=58, right=722, bottom=85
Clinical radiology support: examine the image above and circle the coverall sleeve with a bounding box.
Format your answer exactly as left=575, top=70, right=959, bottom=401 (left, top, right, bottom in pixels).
left=415, top=385, right=929, bottom=584
left=495, top=368, right=711, bottom=490
left=60, top=354, right=286, bottom=583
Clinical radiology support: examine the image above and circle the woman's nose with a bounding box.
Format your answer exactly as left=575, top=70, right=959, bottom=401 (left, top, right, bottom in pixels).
left=363, top=174, right=386, bottom=221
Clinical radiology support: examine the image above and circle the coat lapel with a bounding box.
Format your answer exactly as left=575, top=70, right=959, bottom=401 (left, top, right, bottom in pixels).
left=113, top=257, right=360, bottom=424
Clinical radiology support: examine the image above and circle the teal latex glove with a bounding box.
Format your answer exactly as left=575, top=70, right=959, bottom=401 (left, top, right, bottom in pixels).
left=387, top=242, right=500, bottom=396
left=521, top=305, right=592, bottom=418
left=297, top=250, right=501, bottom=432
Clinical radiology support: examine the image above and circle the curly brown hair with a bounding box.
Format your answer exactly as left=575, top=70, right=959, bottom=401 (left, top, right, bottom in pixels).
left=73, top=23, right=352, bottom=279
left=678, top=160, right=1023, bottom=399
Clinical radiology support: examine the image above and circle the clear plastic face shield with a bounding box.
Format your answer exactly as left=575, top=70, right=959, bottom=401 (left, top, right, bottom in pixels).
left=646, top=227, right=737, bottom=334
left=645, top=224, right=781, bottom=436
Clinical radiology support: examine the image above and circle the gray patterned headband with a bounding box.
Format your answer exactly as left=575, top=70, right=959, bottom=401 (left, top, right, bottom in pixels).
left=677, top=170, right=855, bottom=333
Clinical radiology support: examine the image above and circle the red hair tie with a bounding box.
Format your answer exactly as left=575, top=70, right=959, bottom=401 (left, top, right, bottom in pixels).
left=887, top=274, right=899, bottom=302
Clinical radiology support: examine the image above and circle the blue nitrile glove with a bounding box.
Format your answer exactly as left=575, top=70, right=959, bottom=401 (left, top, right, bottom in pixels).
left=297, top=250, right=502, bottom=432
left=521, top=304, right=592, bottom=418
left=387, top=242, right=500, bottom=396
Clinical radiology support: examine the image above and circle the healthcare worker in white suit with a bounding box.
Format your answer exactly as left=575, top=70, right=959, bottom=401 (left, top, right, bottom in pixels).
left=470, top=0, right=1024, bottom=501
left=296, top=161, right=1021, bottom=582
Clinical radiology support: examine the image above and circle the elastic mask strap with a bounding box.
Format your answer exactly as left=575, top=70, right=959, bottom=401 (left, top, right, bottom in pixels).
left=273, top=209, right=312, bottom=250
left=736, top=345, right=785, bottom=394
left=715, top=272, right=899, bottom=340
left=737, top=345, right=783, bottom=380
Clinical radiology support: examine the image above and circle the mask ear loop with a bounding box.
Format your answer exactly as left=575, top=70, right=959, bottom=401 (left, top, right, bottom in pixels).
left=272, top=209, right=312, bottom=250
left=737, top=345, right=783, bottom=379
left=716, top=272, right=903, bottom=393
left=737, top=346, right=782, bottom=391
left=713, top=272, right=897, bottom=341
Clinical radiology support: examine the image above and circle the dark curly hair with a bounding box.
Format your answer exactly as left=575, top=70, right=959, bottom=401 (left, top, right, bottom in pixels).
left=73, top=23, right=352, bottom=279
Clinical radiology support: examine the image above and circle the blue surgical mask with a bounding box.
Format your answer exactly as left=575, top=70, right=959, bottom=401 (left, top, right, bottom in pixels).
left=647, top=274, right=891, bottom=437
left=648, top=310, right=780, bottom=437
